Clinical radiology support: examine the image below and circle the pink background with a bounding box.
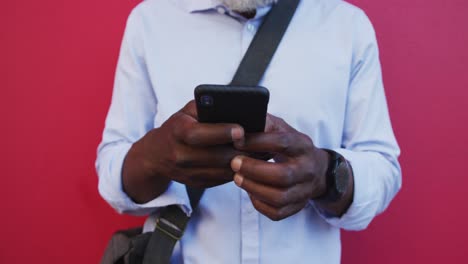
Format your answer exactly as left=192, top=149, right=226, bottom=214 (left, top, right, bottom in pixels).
left=2, top=0, right=467, bottom=263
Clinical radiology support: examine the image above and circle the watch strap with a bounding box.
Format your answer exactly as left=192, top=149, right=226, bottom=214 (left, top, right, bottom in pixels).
left=317, top=149, right=349, bottom=202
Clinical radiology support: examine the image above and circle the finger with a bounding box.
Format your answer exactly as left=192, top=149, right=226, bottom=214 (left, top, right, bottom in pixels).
left=179, top=122, right=244, bottom=146
left=172, top=104, right=244, bottom=146
left=180, top=100, right=198, bottom=119
left=175, top=145, right=245, bottom=168
left=235, top=131, right=311, bottom=156
left=184, top=177, right=232, bottom=189
left=172, top=120, right=244, bottom=146
left=231, top=155, right=304, bottom=187
left=250, top=196, right=307, bottom=221
left=174, top=167, right=234, bottom=184
left=178, top=101, right=245, bottom=145
left=234, top=172, right=310, bottom=208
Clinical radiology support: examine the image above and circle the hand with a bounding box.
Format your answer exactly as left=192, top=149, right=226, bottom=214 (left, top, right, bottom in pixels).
left=230, top=114, right=330, bottom=221
left=123, top=100, right=245, bottom=203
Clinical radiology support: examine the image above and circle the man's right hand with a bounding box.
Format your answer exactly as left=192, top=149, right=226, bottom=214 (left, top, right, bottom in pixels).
left=122, top=100, right=245, bottom=204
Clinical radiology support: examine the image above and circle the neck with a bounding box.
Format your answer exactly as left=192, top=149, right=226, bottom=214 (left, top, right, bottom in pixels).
left=239, top=10, right=256, bottom=19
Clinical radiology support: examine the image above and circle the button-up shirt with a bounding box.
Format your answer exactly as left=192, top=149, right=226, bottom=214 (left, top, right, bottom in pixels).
left=96, top=0, right=402, bottom=263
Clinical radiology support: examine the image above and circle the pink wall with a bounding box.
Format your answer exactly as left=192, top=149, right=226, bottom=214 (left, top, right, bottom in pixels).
left=2, top=0, right=467, bottom=263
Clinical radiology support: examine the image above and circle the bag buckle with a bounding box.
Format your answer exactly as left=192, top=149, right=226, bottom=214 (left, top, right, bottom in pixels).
left=155, top=217, right=184, bottom=241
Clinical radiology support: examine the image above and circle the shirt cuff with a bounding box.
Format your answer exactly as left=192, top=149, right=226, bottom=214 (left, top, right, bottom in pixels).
left=97, top=144, right=192, bottom=216
left=310, top=148, right=382, bottom=231
left=121, top=181, right=192, bottom=216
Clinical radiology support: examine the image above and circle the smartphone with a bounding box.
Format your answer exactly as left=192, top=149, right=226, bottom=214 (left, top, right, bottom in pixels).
left=194, top=84, right=270, bottom=133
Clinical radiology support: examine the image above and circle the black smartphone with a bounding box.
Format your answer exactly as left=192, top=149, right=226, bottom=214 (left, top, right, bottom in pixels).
left=194, top=84, right=270, bottom=133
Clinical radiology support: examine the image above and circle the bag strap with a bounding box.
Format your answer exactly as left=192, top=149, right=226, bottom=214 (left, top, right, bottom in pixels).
left=143, top=1, right=300, bottom=263
left=230, top=0, right=300, bottom=86
left=142, top=187, right=204, bottom=264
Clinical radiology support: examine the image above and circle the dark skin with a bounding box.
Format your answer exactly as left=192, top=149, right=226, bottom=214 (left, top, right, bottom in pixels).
left=122, top=101, right=246, bottom=203
left=231, top=114, right=354, bottom=220
left=123, top=101, right=354, bottom=220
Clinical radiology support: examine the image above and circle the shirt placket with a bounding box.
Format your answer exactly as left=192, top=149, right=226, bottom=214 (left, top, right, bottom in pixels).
left=239, top=17, right=260, bottom=264
left=240, top=189, right=259, bottom=264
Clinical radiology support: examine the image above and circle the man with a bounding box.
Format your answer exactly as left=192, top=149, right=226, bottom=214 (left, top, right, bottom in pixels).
left=96, top=0, right=401, bottom=263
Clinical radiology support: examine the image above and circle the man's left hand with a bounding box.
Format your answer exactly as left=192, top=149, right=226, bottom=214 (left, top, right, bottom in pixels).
left=231, top=114, right=330, bottom=221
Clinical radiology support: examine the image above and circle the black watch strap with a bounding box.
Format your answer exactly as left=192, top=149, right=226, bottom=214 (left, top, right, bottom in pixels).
left=317, top=149, right=350, bottom=202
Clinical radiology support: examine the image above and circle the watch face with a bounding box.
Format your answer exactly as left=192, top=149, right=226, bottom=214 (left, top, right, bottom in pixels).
left=335, top=162, right=349, bottom=194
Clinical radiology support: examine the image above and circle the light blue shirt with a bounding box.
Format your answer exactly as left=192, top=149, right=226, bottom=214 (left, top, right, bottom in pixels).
left=96, top=0, right=402, bottom=263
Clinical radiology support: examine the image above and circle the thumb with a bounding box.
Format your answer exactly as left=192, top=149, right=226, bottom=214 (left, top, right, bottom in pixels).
left=265, top=114, right=293, bottom=133
left=181, top=100, right=198, bottom=119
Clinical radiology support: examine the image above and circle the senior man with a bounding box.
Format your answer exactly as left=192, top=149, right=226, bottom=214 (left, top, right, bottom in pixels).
left=96, top=0, right=401, bottom=263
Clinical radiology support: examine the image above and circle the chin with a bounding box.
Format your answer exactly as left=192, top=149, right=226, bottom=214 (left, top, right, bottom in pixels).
left=222, top=0, right=278, bottom=12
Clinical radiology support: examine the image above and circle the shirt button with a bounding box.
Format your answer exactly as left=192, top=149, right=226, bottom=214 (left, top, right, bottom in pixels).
left=216, top=6, right=227, bottom=14
left=247, top=23, right=255, bottom=32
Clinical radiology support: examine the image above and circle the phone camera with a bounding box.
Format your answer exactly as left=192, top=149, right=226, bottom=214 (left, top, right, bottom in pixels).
left=200, top=95, right=214, bottom=106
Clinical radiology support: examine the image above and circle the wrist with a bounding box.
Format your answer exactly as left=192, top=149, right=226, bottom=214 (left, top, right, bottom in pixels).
left=122, top=131, right=171, bottom=204
left=313, top=148, right=331, bottom=199
left=315, top=149, right=351, bottom=203
left=313, top=149, right=354, bottom=217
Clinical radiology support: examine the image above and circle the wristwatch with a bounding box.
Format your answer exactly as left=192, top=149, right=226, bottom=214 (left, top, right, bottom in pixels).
left=317, top=149, right=352, bottom=202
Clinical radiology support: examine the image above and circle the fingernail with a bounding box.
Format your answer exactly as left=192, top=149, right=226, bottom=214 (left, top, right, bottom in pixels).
left=231, top=127, right=244, bottom=141
left=231, top=156, right=243, bottom=172
left=234, top=173, right=244, bottom=187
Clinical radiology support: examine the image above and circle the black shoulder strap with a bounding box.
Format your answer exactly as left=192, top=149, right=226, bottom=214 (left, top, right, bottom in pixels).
left=230, top=0, right=300, bottom=86
left=143, top=1, right=300, bottom=263
left=142, top=187, right=204, bottom=264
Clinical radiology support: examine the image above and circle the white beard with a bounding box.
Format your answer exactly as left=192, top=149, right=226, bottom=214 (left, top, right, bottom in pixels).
left=221, top=0, right=278, bottom=12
